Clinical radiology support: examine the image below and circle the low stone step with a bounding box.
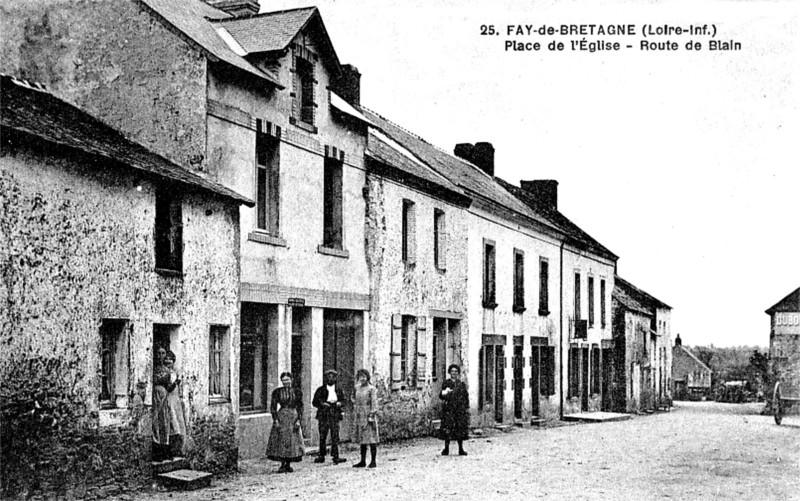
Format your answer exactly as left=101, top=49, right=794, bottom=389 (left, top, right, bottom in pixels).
left=157, top=469, right=212, bottom=491
left=494, top=424, right=513, bottom=432
left=151, top=457, right=189, bottom=475
left=530, top=417, right=546, bottom=427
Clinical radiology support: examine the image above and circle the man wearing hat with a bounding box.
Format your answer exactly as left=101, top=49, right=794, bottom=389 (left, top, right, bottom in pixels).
left=312, top=369, right=347, bottom=464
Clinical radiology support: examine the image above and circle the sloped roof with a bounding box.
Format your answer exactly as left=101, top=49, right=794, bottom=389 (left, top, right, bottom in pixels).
left=765, top=287, right=800, bottom=315
left=615, top=275, right=671, bottom=310
left=359, top=106, right=561, bottom=233
left=1, top=75, right=253, bottom=206
left=496, top=177, right=617, bottom=261
left=675, top=345, right=712, bottom=373
left=211, top=7, right=314, bottom=53
left=613, top=282, right=652, bottom=316
left=366, top=130, right=470, bottom=207
left=139, top=0, right=282, bottom=87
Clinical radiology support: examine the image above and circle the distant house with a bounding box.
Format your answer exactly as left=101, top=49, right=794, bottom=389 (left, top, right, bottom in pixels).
left=765, top=287, right=800, bottom=401
left=0, top=75, right=251, bottom=497
left=672, top=335, right=713, bottom=400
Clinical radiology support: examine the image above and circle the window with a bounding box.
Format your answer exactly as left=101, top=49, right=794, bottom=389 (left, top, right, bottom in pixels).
left=240, top=303, right=272, bottom=412
left=209, top=326, right=230, bottom=401
left=483, top=239, right=497, bottom=308
left=434, top=209, right=446, bottom=270
left=256, top=121, right=280, bottom=235
left=390, top=314, right=426, bottom=389
left=402, top=199, right=416, bottom=264
left=155, top=188, right=182, bottom=272
left=588, top=276, right=595, bottom=326
left=291, top=46, right=317, bottom=129
left=513, top=249, right=525, bottom=312
left=539, top=258, right=549, bottom=315
left=99, top=319, right=129, bottom=409
left=574, top=272, right=581, bottom=320
left=323, top=157, right=343, bottom=249
left=591, top=346, right=601, bottom=394
left=600, top=279, right=607, bottom=329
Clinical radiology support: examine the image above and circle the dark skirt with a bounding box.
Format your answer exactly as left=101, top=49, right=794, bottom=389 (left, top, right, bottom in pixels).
left=439, top=404, right=470, bottom=441
left=266, top=408, right=304, bottom=462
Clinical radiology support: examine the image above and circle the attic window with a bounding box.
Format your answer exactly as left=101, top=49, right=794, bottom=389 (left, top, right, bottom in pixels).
left=291, top=44, right=317, bottom=131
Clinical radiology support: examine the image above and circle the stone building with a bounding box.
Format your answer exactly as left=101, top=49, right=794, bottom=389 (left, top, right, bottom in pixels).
left=361, top=117, right=472, bottom=437
left=0, top=75, right=251, bottom=498
left=1, top=0, right=372, bottom=458
left=499, top=179, right=618, bottom=416
left=672, top=335, right=712, bottom=400
left=613, top=276, right=673, bottom=410
left=765, top=287, right=800, bottom=404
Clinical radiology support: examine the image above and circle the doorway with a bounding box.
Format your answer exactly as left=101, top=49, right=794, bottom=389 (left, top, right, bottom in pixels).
left=581, top=347, right=590, bottom=411
left=513, top=337, right=524, bottom=420
left=323, top=309, right=362, bottom=440
left=479, top=338, right=505, bottom=423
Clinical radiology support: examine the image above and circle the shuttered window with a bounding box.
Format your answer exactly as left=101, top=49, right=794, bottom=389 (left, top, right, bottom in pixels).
left=402, top=200, right=416, bottom=264
left=155, top=189, right=182, bottom=273
left=513, top=249, right=525, bottom=312
left=600, top=279, right=607, bottom=329
left=390, top=314, right=403, bottom=390
left=323, top=157, right=343, bottom=249
left=539, top=258, right=549, bottom=315
left=574, top=272, right=581, bottom=320
left=483, top=239, right=497, bottom=308
left=588, top=276, right=595, bottom=327
left=291, top=44, right=317, bottom=130
left=434, top=209, right=446, bottom=270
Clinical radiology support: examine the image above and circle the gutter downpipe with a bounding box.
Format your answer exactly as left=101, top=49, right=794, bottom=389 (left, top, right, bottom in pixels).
left=559, top=239, right=565, bottom=420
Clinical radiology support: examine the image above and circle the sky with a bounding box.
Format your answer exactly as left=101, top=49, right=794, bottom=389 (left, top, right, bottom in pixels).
left=262, top=0, right=798, bottom=348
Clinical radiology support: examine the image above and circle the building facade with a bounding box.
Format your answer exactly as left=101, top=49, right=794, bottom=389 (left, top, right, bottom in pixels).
left=765, top=287, right=800, bottom=406
left=672, top=335, right=712, bottom=400
left=0, top=76, right=250, bottom=497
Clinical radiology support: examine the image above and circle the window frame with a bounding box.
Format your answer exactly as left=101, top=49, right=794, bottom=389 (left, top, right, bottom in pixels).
left=433, top=208, right=446, bottom=271
left=322, top=156, right=344, bottom=250
left=483, top=239, right=497, bottom=309
left=538, top=257, right=550, bottom=316
left=402, top=199, right=416, bottom=265
left=513, top=248, right=525, bottom=313
left=255, top=123, right=280, bottom=236
left=209, top=325, right=231, bottom=403
left=588, top=276, right=595, bottom=327
left=154, top=188, right=183, bottom=274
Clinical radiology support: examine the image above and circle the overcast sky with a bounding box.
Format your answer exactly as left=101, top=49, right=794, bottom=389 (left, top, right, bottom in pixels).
left=263, top=0, right=798, bottom=348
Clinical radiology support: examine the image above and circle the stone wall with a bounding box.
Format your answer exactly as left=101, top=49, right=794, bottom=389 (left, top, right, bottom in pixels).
left=364, top=174, right=469, bottom=439
left=0, top=141, right=241, bottom=498
left=0, top=0, right=207, bottom=173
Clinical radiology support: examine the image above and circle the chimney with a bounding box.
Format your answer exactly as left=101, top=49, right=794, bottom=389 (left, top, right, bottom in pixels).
left=453, top=142, right=495, bottom=176
left=520, top=180, right=558, bottom=210
left=206, top=0, right=260, bottom=17
left=675, top=334, right=682, bottom=346
left=332, top=64, right=361, bottom=107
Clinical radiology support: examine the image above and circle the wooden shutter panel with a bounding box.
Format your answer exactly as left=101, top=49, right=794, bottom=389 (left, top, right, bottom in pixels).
left=309, top=61, right=317, bottom=126
left=416, top=316, right=427, bottom=384
left=407, top=203, right=416, bottom=264
left=390, top=314, right=402, bottom=390
left=291, top=45, right=299, bottom=121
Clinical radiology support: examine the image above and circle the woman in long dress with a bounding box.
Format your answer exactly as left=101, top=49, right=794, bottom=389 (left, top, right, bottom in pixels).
left=439, top=364, right=469, bottom=456
left=152, top=347, right=176, bottom=461
left=351, top=369, right=380, bottom=468
left=164, top=351, right=187, bottom=457
left=265, top=372, right=305, bottom=473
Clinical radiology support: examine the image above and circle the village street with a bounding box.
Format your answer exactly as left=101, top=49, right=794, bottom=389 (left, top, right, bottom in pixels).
left=124, top=402, right=800, bottom=501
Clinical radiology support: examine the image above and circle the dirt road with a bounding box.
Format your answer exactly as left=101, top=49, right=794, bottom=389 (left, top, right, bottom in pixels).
left=124, top=402, right=800, bottom=501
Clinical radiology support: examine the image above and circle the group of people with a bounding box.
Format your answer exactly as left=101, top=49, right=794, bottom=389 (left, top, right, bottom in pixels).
left=150, top=345, right=471, bottom=471
left=265, top=364, right=471, bottom=473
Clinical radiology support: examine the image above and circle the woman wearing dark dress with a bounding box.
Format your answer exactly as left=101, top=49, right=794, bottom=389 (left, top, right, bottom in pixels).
left=265, top=372, right=305, bottom=473
left=439, top=364, right=469, bottom=456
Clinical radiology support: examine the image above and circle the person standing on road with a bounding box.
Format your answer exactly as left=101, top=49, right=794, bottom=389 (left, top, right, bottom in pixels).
left=312, top=369, right=347, bottom=464
left=439, top=364, right=469, bottom=456
left=266, top=372, right=305, bottom=473
left=351, top=369, right=380, bottom=468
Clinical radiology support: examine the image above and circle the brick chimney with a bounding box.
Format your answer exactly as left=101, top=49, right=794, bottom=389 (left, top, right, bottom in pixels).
left=454, top=142, right=494, bottom=176
left=520, top=180, right=558, bottom=210
left=332, top=64, right=361, bottom=107
left=206, top=0, right=260, bottom=17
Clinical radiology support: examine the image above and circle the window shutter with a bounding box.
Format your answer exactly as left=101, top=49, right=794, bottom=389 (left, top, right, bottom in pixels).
left=309, top=61, right=317, bottom=126
left=390, top=314, right=402, bottom=390
left=489, top=247, right=496, bottom=304
left=407, top=203, right=416, bottom=264
left=291, top=45, right=299, bottom=121
left=416, top=316, right=427, bottom=384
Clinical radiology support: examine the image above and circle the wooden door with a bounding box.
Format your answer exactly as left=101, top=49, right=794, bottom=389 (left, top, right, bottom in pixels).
left=323, top=309, right=357, bottom=440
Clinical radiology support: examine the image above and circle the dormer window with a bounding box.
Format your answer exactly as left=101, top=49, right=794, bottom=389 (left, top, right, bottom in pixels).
left=290, top=44, right=318, bottom=132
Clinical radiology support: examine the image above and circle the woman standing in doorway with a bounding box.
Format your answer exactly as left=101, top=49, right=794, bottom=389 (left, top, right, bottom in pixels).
left=164, top=351, right=187, bottom=457
left=351, top=369, right=380, bottom=468
left=152, top=346, right=179, bottom=461
left=266, top=372, right=305, bottom=473
left=439, top=364, right=469, bottom=456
